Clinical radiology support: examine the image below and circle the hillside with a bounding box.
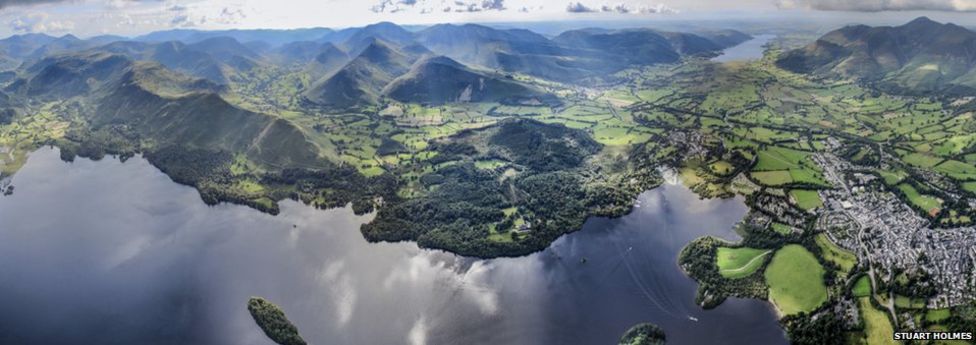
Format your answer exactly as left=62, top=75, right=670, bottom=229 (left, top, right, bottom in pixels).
left=382, top=56, right=542, bottom=104
left=552, top=29, right=681, bottom=65
left=341, top=21, right=416, bottom=55
left=5, top=51, right=132, bottom=99
left=361, top=118, right=616, bottom=257
left=95, top=38, right=262, bottom=85
left=415, top=23, right=563, bottom=68
left=697, top=30, right=753, bottom=48
left=306, top=43, right=350, bottom=79
left=186, top=36, right=263, bottom=71
left=303, top=39, right=418, bottom=108
left=776, top=17, right=976, bottom=94
left=94, top=66, right=319, bottom=167
left=10, top=51, right=319, bottom=168
left=416, top=24, right=743, bottom=82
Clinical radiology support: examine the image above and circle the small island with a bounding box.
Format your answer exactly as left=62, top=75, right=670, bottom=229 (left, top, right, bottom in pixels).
left=618, top=323, right=667, bottom=345
left=247, top=297, right=307, bottom=345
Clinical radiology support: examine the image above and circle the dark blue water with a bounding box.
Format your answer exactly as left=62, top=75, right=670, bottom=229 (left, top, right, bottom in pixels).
left=0, top=147, right=786, bottom=345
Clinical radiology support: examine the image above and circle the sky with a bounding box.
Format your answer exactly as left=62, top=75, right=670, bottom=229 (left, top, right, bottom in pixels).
left=0, top=0, right=975, bottom=37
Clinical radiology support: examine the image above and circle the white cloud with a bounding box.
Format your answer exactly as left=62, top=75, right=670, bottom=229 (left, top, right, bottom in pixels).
left=170, top=13, right=194, bottom=27
left=565, top=1, right=596, bottom=12
left=318, top=260, right=358, bottom=328
left=10, top=12, right=75, bottom=33
left=567, top=1, right=676, bottom=14
left=371, top=0, right=507, bottom=14
left=0, top=0, right=685, bottom=37
left=776, top=0, right=976, bottom=11
left=601, top=4, right=628, bottom=13
left=12, top=0, right=975, bottom=38
left=214, top=6, right=246, bottom=24
left=637, top=3, right=678, bottom=14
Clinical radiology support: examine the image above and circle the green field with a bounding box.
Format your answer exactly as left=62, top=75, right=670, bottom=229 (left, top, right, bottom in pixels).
left=764, top=245, right=828, bottom=315
left=771, top=222, right=793, bottom=235
left=751, top=170, right=793, bottom=185
left=897, top=183, right=943, bottom=214
left=964, top=182, right=976, bottom=193
left=790, top=189, right=824, bottom=210
left=716, top=247, right=771, bottom=279
left=926, top=308, right=951, bottom=323
left=815, top=234, right=857, bottom=273
left=879, top=170, right=906, bottom=185
left=709, top=160, right=735, bottom=175
left=754, top=147, right=809, bottom=171
left=902, top=152, right=944, bottom=168
left=789, top=168, right=830, bottom=186
left=934, top=160, right=976, bottom=180
left=852, top=276, right=872, bottom=297
left=894, top=295, right=926, bottom=309
left=859, top=297, right=898, bottom=345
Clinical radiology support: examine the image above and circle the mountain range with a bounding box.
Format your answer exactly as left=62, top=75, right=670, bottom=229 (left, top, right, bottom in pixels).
left=8, top=17, right=972, bottom=167
left=0, top=21, right=755, bottom=179
left=2, top=18, right=974, bottom=261
left=0, top=22, right=751, bottom=107
left=777, top=17, right=976, bottom=95
left=5, top=49, right=319, bottom=168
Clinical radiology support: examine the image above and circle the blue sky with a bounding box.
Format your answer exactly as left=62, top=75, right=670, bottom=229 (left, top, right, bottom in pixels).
left=0, top=0, right=974, bottom=37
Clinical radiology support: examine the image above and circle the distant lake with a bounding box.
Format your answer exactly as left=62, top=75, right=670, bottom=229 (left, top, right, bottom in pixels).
left=0, top=147, right=786, bottom=345
left=713, top=34, right=776, bottom=62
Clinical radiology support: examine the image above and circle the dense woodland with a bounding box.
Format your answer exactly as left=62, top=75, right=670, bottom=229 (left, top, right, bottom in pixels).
left=246, top=297, right=307, bottom=345
left=363, top=119, right=650, bottom=257
left=618, top=323, right=667, bottom=345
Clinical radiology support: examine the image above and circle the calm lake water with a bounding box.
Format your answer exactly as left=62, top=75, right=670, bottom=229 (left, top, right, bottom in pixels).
left=0, top=147, right=786, bottom=345
left=713, top=34, right=776, bottom=62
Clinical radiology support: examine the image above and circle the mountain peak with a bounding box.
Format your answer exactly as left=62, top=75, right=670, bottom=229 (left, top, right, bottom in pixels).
left=58, top=34, right=81, bottom=42
left=355, top=39, right=397, bottom=60
left=416, top=55, right=464, bottom=69
left=192, top=36, right=243, bottom=45
left=902, top=16, right=943, bottom=30
left=358, top=22, right=413, bottom=40
left=907, top=16, right=935, bottom=25
left=384, top=54, right=541, bottom=105
left=365, top=21, right=400, bottom=29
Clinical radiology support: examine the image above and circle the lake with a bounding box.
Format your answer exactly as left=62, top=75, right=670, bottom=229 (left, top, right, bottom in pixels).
left=713, top=34, right=776, bottom=62
left=0, top=147, right=786, bottom=345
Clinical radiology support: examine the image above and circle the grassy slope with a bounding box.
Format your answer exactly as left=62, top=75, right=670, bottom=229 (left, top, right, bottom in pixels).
left=765, top=244, right=828, bottom=315
left=859, top=297, right=898, bottom=345
left=94, top=82, right=321, bottom=167
left=716, top=247, right=771, bottom=279
left=791, top=189, right=823, bottom=210
left=852, top=276, right=872, bottom=297
left=815, top=234, right=857, bottom=273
